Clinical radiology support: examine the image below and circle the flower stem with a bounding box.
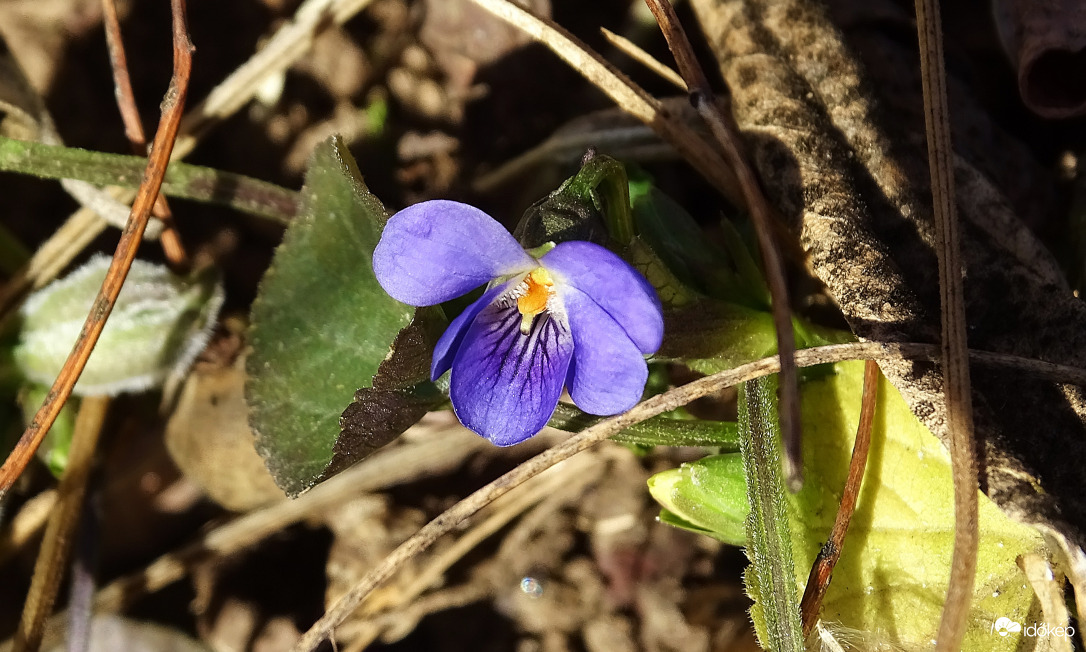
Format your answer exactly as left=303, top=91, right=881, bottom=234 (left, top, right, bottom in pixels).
left=738, top=376, right=803, bottom=651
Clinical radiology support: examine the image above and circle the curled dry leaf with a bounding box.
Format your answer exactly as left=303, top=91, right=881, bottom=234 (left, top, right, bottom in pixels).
left=691, top=0, right=1086, bottom=618
left=992, top=0, right=1086, bottom=119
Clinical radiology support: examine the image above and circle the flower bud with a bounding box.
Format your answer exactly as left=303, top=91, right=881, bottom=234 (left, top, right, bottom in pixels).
left=648, top=453, right=749, bottom=546
left=14, top=255, right=224, bottom=395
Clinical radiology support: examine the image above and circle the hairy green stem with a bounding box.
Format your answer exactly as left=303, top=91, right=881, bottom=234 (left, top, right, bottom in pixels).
left=0, top=136, right=298, bottom=223
left=739, top=376, right=803, bottom=651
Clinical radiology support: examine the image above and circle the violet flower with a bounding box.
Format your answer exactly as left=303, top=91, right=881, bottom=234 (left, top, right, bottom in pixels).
left=373, top=200, right=663, bottom=445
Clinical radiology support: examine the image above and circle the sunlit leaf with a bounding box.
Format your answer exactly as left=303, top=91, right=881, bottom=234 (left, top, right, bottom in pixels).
left=756, top=361, right=1045, bottom=651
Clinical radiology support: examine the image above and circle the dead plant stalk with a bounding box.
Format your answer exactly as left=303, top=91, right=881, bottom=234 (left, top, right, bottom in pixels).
left=641, top=0, right=803, bottom=491
left=101, top=0, right=188, bottom=267
left=0, top=0, right=194, bottom=498
left=912, top=0, right=979, bottom=647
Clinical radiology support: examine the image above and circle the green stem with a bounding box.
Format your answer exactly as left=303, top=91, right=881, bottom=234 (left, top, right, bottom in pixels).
left=0, top=136, right=298, bottom=223
left=739, top=376, right=803, bottom=651
left=549, top=402, right=738, bottom=449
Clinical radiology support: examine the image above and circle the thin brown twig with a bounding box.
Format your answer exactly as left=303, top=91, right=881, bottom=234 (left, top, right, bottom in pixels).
left=599, top=27, right=687, bottom=91
left=102, top=0, right=188, bottom=268
left=0, top=344, right=1071, bottom=633
left=799, top=359, right=879, bottom=635
left=467, top=0, right=744, bottom=206
left=0, top=0, right=194, bottom=499
left=0, top=0, right=364, bottom=330
left=12, top=396, right=111, bottom=652
left=642, top=0, right=803, bottom=491
left=344, top=453, right=603, bottom=650
left=290, top=341, right=1086, bottom=652
left=912, top=0, right=978, bottom=647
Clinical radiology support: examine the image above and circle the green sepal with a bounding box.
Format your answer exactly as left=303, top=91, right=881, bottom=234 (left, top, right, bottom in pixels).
left=325, top=306, right=449, bottom=478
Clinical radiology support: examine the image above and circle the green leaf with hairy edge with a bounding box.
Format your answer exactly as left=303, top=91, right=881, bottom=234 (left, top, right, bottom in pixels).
left=648, top=453, right=748, bottom=546
left=645, top=361, right=1049, bottom=650
left=247, top=136, right=414, bottom=496
left=328, top=306, right=448, bottom=479
left=15, top=255, right=224, bottom=396
left=769, top=361, right=1046, bottom=651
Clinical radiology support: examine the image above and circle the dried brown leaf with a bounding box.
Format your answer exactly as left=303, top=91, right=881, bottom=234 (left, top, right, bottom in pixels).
left=164, top=354, right=284, bottom=512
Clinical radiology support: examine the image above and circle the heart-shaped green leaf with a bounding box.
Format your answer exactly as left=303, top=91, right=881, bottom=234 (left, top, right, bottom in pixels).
left=247, top=136, right=414, bottom=496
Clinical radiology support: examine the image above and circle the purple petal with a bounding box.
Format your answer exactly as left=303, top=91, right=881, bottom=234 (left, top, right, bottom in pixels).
left=373, top=200, right=535, bottom=305
left=450, top=298, right=573, bottom=446
left=541, top=241, right=663, bottom=354
left=562, top=287, right=648, bottom=415
left=430, top=281, right=513, bottom=380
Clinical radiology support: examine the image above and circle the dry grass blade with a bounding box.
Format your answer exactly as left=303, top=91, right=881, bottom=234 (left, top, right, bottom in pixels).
left=0, top=0, right=194, bottom=498
left=0, top=490, right=57, bottom=566
left=175, top=0, right=374, bottom=156
left=12, top=396, right=110, bottom=652
left=912, top=0, right=979, bottom=647
left=599, top=27, right=686, bottom=90
left=290, top=341, right=1086, bottom=652
left=101, top=0, right=187, bottom=268
left=467, top=0, right=744, bottom=206
left=799, top=359, right=878, bottom=634
left=643, top=0, right=803, bottom=491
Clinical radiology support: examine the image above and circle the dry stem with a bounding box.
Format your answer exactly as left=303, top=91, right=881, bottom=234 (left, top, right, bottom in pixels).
left=12, top=396, right=110, bottom=652
left=799, top=359, right=878, bottom=633
left=467, top=0, right=744, bottom=205
left=0, top=0, right=194, bottom=498
left=290, top=341, right=1086, bottom=652
left=913, top=0, right=979, bottom=647
left=643, top=0, right=803, bottom=490
left=102, top=0, right=188, bottom=267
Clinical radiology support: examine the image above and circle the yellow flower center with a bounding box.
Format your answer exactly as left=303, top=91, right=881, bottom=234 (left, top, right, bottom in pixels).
left=516, top=268, right=554, bottom=334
